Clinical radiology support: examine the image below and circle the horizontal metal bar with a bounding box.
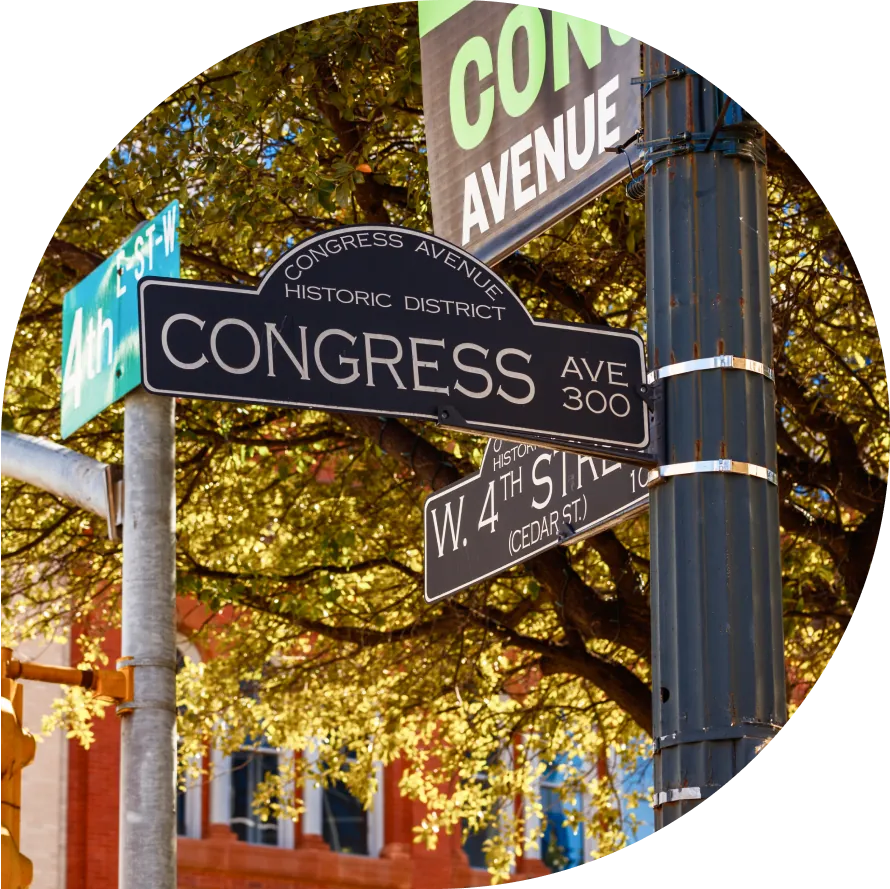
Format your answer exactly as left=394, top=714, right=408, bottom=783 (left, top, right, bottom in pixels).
left=647, top=460, right=777, bottom=486
left=118, top=657, right=175, bottom=670
left=6, top=659, right=91, bottom=688
left=651, top=787, right=702, bottom=808
left=651, top=784, right=726, bottom=809
left=647, top=354, right=774, bottom=384
left=115, top=700, right=177, bottom=714
left=655, top=722, right=782, bottom=751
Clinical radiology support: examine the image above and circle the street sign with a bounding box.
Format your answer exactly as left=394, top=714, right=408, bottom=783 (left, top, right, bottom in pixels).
left=138, top=225, right=650, bottom=454
left=61, top=201, right=180, bottom=438
left=424, top=437, right=649, bottom=602
left=419, top=1, right=642, bottom=264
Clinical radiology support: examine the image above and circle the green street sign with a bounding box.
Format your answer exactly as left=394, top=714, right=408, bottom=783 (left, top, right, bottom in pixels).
left=61, top=201, right=180, bottom=438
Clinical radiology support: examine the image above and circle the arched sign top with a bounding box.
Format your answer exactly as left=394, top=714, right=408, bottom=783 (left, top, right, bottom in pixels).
left=139, top=224, right=650, bottom=454
left=258, top=225, right=529, bottom=314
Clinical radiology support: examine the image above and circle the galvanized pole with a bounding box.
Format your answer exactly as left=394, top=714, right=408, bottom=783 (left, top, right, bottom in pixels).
left=643, top=50, right=787, bottom=827
left=118, top=388, right=177, bottom=887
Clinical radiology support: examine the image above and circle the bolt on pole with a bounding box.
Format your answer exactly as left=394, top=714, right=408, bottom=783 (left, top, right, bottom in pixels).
left=643, top=50, right=787, bottom=826
left=119, top=388, right=177, bottom=888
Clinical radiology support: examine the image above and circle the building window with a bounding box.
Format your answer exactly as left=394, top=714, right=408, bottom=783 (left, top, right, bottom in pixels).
left=303, top=743, right=384, bottom=856
left=539, top=757, right=584, bottom=871
left=230, top=740, right=281, bottom=845
left=461, top=755, right=501, bottom=870
left=322, top=780, right=369, bottom=854
left=463, top=819, right=498, bottom=870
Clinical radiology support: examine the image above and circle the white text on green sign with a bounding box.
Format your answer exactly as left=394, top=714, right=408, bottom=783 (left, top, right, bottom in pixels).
left=61, top=201, right=179, bottom=437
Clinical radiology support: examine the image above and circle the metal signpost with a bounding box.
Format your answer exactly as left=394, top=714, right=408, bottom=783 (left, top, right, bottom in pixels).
left=61, top=201, right=179, bottom=438
left=642, top=52, right=786, bottom=824
left=57, top=206, right=181, bottom=889
left=419, top=0, right=641, bottom=263
left=424, top=438, right=648, bottom=602
left=138, top=225, right=651, bottom=460
left=419, top=6, right=787, bottom=830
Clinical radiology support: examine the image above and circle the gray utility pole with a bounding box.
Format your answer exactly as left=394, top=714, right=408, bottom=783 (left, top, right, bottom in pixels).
left=642, top=50, right=787, bottom=827
left=118, top=388, right=177, bottom=889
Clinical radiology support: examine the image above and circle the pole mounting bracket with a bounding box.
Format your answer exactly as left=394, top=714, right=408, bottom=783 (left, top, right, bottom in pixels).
left=647, top=354, right=775, bottom=384
left=631, top=67, right=688, bottom=97
left=3, top=648, right=134, bottom=707
left=647, top=459, right=778, bottom=487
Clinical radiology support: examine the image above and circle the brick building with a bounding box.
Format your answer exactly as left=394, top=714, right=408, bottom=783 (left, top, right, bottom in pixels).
left=19, top=606, right=642, bottom=889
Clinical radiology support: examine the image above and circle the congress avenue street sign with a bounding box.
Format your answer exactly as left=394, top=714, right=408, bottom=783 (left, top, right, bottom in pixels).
left=424, top=438, right=650, bottom=602
left=138, top=225, right=650, bottom=453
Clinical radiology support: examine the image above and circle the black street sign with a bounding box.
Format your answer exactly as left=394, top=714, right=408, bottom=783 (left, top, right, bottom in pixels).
left=138, top=225, right=650, bottom=454
left=420, top=1, right=642, bottom=264
left=424, top=438, right=649, bottom=602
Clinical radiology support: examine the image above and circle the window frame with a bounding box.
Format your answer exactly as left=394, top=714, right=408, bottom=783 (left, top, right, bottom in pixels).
left=537, top=758, right=587, bottom=871
left=302, top=740, right=384, bottom=857
left=211, top=745, right=296, bottom=848
left=461, top=739, right=513, bottom=872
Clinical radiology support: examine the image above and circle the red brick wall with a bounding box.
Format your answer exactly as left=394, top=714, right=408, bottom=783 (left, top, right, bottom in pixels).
left=62, top=614, right=545, bottom=888
left=66, top=627, right=122, bottom=889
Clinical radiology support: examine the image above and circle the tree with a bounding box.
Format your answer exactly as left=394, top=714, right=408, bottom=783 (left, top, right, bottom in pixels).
left=2, top=4, right=885, bottom=877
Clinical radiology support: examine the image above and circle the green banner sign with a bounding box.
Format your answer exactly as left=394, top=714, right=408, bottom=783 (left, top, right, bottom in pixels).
left=419, top=1, right=641, bottom=264
left=61, top=201, right=180, bottom=438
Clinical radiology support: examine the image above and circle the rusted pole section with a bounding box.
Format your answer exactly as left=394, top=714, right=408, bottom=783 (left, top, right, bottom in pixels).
left=642, top=51, right=787, bottom=826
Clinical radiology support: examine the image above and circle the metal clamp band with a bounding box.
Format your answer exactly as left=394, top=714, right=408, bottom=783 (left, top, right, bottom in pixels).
left=655, top=722, right=781, bottom=752
left=647, top=355, right=774, bottom=385
left=117, top=657, right=175, bottom=670
left=647, top=460, right=777, bottom=486
left=651, top=787, right=701, bottom=808
left=651, top=784, right=726, bottom=809
left=115, top=699, right=177, bottom=716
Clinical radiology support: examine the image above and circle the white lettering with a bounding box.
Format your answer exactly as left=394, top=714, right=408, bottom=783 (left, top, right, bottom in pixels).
left=162, top=205, right=177, bottom=255
left=510, top=134, right=536, bottom=210
left=431, top=496, right=465, bottom=557
left=134, top=235, right=146, bottom=280
left=453, top=343, right=493, bottom=399
left=531, top=453, right=553, bottom=510
left=496, top=348, right=535, bottom=404
left=314, top=329, right=360, bottom=385
left=410, top=338, right=449, bottom=395
left=561, top=356, right=583, bottom=379
left=115, top=252, right=126, bottom=298
left=161, top=313, right=208, bottom=370
left=210, top=318, right=260, bottom=375
left=597, top=75, right=620, bottom=152
left=63, top=307, right=84, bottom=408
left=143, top=224, right=157, bottom=272
left=265, top=323, right=309, bottom=379
left=462, top=173, right=490, bottom=245
left=610, top=392, right=631, bottom=417
left=481, top=150, right=510, bottom=223
left=607, top=361, right=628, bottom=386
left=534, top=115, right=566, bottom=194
left=364, top=333, right=406, bottom=389
left=97, top=309, right=113, bottom=371
left=567, top=93, right=597, bottom=170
